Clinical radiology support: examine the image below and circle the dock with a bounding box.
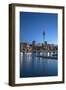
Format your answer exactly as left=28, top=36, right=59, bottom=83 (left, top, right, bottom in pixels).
left=36, top=55, right=58, bottom=59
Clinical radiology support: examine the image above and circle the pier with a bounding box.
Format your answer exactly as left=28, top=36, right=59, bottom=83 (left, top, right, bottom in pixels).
left=21, top=49, right=58, bottom=60
left=32, top=50, right=58, bottom=59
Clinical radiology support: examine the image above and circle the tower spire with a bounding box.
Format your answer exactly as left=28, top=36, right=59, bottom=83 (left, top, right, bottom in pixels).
left=43, top=31, right=45, bottom=44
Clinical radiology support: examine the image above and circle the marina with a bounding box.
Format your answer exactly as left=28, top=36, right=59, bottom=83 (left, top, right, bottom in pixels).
left=21, top=49, right=58, bottom=60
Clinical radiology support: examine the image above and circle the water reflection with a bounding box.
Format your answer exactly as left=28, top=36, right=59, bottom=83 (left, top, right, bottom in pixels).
left=20, top=52, right=58, bottom=78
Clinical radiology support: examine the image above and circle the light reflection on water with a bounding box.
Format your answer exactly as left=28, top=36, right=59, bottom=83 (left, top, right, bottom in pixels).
left=20, top=53, right=58, bottom=78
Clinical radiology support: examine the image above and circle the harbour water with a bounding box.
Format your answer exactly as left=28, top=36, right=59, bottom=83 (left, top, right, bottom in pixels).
left=20, top=52, right=58, bottom=78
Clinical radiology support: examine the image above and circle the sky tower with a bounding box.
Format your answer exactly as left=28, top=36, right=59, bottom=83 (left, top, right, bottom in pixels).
left=43, top=31, right=45, bottom=44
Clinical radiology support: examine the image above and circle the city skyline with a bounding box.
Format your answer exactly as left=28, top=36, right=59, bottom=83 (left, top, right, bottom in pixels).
left=20, top=12, right=58, bottom=44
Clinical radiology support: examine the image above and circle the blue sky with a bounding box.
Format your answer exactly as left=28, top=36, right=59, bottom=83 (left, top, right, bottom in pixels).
left=20, top=12, right=58, bottom=44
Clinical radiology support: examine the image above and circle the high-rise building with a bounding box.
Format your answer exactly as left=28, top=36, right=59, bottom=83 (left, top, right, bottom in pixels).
left=32, top=40, right=36, bottom=46
left=32, top=40, right=36, bottom=51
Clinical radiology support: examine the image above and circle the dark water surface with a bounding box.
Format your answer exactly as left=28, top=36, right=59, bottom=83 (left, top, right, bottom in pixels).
left=20, top=53, right=58, bottom=78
